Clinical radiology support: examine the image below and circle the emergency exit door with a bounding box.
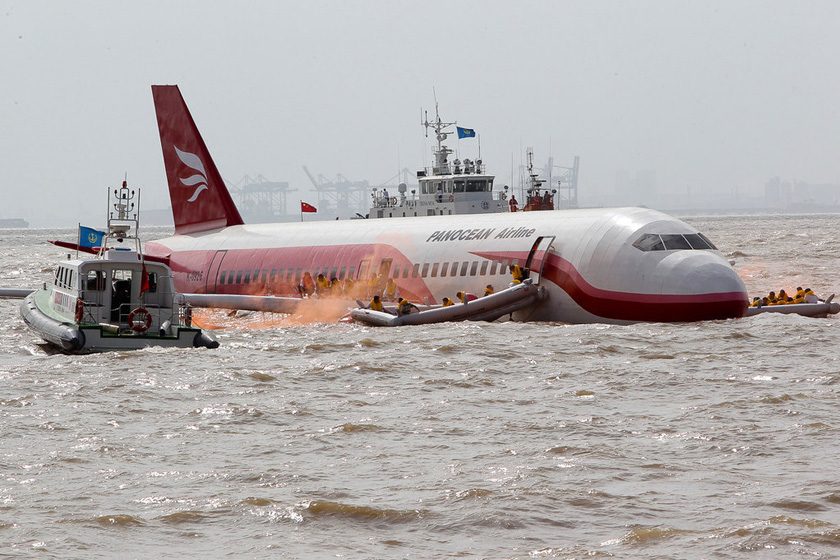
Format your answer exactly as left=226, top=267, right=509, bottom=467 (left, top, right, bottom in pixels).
left=523, top=236, right=556, bottom=285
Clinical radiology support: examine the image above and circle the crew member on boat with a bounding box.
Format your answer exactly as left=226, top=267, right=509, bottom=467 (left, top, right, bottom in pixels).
left=298, top=272, right=315, bottom=298
left=315, top=273, right=330, bottom=297
left=484, top=284, right=494, bottom=297
left=509, top=195, right=518, bottom=212
left=441, top=297, right=454, bottom=307
left=456, top=291, right=477, bottom=303
left=397, top=297, right=418, bottom=315
left=369, top=295, right=384, bottom=311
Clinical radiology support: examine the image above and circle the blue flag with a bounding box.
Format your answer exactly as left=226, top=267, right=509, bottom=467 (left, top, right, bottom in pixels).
left=457, top=126, right=476, bottom=139
left=79, top=226, right=105, bottom=248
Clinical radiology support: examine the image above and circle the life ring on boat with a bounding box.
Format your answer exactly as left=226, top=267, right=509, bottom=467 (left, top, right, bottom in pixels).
left=391, top=197, right=398, bottom=206
left=128, top=307, right=152, bottom=333
left=448, top=194, right=454, bottom=202
left=74, top=299, right=84, bottom=323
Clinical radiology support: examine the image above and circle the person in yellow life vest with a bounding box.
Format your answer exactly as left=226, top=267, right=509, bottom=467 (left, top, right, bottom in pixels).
left=383, top=278, right=399, bottom=302
left=342, top=277, right=355, bottom=296
left=397, top=297, right=417, bottom=316
left=804, top=288, right=819, bottom=303
left=456, top=291, right=477, bottom=303
left=483, top=284, right=494, bottom=297
left=749, top=297, right=761, bottom=307
left=441, top=297, right=454, bottom=307
left=795, top=286, right=806, bottom=300
left=369, top=295, right=384, bottom=311
left=509, top=264, right=526, bottom=284
left=314, top=273, right=330, bottom=297
left=776, top=289, right=787, bottom=304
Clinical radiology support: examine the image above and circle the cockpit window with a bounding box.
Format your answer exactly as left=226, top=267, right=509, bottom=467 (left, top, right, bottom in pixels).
left=661, top=234, right=692, bottom=250
left=684, top=233, right=715, bottom=250
left=633, top=232, right=718, bottom=252
left=632, top=233, right=665, bottom=252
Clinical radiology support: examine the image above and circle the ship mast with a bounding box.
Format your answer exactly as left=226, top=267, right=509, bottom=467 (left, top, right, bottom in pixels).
left=421, top=101, right=455, bottom=175
left=105, top=180, right=142, bottom=256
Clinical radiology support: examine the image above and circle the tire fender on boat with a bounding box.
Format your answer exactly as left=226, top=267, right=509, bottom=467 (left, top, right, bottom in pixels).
left=128, top=307, right=152, bottom=333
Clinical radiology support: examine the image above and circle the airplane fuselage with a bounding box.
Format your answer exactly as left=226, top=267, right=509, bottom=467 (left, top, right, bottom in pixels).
left=146, top=206, right=748, bottom=324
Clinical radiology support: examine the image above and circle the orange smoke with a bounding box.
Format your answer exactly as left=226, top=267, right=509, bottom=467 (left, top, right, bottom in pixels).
left=191, top=298, right=357, bottom=330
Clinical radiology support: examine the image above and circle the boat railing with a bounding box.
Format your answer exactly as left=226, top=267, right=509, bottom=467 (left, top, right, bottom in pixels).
left=110, top=302, right=176, bottom=333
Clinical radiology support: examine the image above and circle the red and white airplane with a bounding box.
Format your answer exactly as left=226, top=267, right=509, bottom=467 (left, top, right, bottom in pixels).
left=143, top=85, right=748, bottom=323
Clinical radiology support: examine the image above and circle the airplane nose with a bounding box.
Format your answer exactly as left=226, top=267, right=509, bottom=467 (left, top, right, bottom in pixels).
left=654, top=252, right=748, bottom=320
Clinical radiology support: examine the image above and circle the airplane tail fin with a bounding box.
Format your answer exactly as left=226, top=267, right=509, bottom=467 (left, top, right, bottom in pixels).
left=152, top=85, right=244, bottom=234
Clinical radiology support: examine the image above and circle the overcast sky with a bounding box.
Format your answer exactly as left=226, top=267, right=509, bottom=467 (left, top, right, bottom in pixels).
left=2, top=1, right=839, bottom=226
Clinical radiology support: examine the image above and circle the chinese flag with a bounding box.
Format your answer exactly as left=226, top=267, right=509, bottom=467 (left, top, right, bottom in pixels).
left=139, top=263, right=150, bottom=297
left=301, top=201, right=317, bottom=213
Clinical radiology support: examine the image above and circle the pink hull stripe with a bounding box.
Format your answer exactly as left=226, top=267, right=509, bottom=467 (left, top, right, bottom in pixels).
left=473, top=250, right=748, bottom=322
left=152, top=243, right=748, bottom=323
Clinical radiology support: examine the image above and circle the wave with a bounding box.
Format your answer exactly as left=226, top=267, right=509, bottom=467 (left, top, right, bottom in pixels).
left=302, top=500, right=424, bottom=523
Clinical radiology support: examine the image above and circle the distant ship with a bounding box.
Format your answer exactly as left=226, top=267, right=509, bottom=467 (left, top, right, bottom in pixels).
left=365, top=102, right=509, bottom=219
left=0, top=218, right=29, bottom=228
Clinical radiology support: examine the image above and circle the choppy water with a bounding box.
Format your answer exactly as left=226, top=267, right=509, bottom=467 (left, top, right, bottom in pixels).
left=1, top=215, right=839, bottom=559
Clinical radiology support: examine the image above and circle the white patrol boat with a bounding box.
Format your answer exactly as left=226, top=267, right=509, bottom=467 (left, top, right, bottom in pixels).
left=20, top=181, right=218, bottom=353
left=366, top=102, right=510, bottom=219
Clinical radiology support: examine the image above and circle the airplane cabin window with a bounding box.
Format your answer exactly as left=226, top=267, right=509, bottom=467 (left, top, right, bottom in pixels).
left=236, top=271, right=243, bottom=283
left=469, top=262, right=478, bottom=276
left=244, top=271, right=251, bottom=284
left=219, top=271, right=227, bottom=285
left=440, top=262, right=449, bottom=277
left=431, top=263, right=439, bottom=277
left=421, top=263, right=430, bottom=277
left=479, top=261, right=488, bottom=275
left=392, top=264, right=400, bottom=278
left=411, top=264, right=419, bottom=278
left=460, top=262, right=469, bottom=276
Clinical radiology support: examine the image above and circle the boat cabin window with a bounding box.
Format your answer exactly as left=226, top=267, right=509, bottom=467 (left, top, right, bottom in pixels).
left=453, top=180, right=465, bottom=193
left=466, top=180, right=489, bottom=192
left=633, top=232, right=719, bottom=252
left=85, top=270, right=106, bottom=291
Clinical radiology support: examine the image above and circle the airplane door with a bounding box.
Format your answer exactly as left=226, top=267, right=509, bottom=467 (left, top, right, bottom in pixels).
left=378, top=259, right=393, bottom=278
left=205, top=250, right=228, bottom=294
left=523, top=236, right=556, bottom=285
left=357, top=259, right=371, bottom=282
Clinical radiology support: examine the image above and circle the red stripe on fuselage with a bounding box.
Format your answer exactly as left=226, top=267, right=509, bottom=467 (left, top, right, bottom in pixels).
left=148, top=240, right=747, bottom=323
left=472, top=250, right=747, bottom=322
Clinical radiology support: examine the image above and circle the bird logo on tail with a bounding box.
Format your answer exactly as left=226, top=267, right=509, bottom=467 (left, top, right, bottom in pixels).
left=175, top=146, right=208, bottom=202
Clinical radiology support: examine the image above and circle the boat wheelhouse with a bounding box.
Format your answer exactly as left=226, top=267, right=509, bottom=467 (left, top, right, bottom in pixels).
left=21, top=180, right=217, bottom=352
left=367, top=102, right=509, bottom=218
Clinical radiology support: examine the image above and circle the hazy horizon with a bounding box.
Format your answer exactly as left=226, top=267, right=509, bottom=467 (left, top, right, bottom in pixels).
left=3, top=1, right=839, bottom=227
